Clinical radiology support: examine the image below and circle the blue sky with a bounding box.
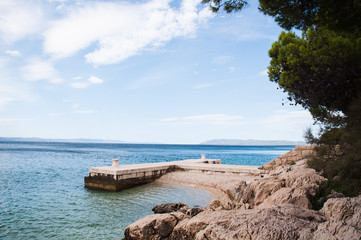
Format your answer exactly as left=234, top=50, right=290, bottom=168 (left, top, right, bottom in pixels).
left=0, top=0, right=314, bottom=144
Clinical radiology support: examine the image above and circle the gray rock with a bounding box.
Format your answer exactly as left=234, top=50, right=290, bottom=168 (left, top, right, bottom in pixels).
left=185, top=207, right=204, bottom=217
left=326, top=190, right=345, bottom=199
left=152, top=203, right=188, bottom=214
left=313, top=196, right=361, bottom=240
left=123, top=147, right=361, bottom=240
left=124, top=204, right=327, bottom=240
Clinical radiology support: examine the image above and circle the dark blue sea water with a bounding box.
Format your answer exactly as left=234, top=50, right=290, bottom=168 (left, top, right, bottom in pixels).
left=0, top=141, right=294, bottom=239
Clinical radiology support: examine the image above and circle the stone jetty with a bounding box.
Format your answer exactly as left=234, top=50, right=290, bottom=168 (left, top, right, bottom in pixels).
left=84, top=154, right=261, bottom=191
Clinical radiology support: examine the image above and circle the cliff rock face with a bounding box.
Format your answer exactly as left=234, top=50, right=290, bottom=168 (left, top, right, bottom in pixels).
left=261, top=146, right=314, bottom=171
left=124, top=204, right=325, bottom=240
left=123, top=147, right=361, bottom=240
left=124, top=196, right=361, bottom=240
left=152, top=203, right=188, bottom=214
left=313, top=196, right=361, bottom=240
left=225, top=160, right=326, bottom=210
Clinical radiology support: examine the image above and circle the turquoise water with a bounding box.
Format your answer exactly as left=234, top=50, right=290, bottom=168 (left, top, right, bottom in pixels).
left=0, top=142, right=294, bottom=239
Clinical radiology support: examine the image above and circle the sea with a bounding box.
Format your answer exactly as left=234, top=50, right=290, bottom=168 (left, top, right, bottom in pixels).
left=0, top=141, right=294, bottom=239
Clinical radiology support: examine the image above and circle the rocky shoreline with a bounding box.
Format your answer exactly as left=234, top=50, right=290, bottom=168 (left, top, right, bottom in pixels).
left=122, top=147, right=361, bottom=239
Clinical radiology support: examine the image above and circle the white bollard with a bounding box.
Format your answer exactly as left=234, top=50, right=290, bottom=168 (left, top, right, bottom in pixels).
left=112, top=159, right=119, bottom=168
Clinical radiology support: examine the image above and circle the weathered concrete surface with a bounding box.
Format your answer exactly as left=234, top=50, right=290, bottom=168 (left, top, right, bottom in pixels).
left=84, top=165, right=175, bottom=191
left=84, top=156, right=261, bottom=191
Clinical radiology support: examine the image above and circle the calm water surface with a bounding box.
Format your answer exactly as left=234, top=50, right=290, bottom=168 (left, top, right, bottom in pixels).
left=0, top=142, right=294, bottom=239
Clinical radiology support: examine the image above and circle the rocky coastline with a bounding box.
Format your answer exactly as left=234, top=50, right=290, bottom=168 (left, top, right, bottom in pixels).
left=122, top=146, right=361, bottom=239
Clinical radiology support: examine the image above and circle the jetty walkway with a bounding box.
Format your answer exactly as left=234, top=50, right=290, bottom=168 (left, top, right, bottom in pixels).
left=84, top=155, right=262, bottom=191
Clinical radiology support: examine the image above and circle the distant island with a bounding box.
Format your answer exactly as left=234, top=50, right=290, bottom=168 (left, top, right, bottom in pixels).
left=0, top=137, right=305, bottom=146
left=200, top=139, right=306, bottom=146
left=0, top=137, right=124, bottom=143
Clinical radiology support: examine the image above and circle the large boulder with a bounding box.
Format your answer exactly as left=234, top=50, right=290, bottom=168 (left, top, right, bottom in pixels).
left=123, top=147, right=360, bottom=240
left=124, top=212, right=188, bottom=240
left=152, top=203, right=205, bottom=217
left=124, top=204, right=326, bottom=240
left=228, top=161, right=326, bottom=210
left=261, top=146, right=314, bottom=171
left=152, top=203, right=188, bottom=214
left=312, top=196, right=361, bottom=239
left=188, top=205, right=325, bottom=240
left=124, top=197, right=361, bottom=240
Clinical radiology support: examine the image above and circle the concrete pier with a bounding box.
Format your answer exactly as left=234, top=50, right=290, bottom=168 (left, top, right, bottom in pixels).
left=84, top=155, right=261, bottom=191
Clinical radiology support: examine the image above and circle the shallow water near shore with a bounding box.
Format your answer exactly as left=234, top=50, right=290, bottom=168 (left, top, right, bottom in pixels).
left=0, top=141, right=294, bottom=239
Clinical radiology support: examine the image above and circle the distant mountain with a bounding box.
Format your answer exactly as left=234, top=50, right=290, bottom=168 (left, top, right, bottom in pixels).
left=200, top=139, right=306, bottom=146
left=0, top=137, right=124, bottom=143
left=0, top=137, right=306, bottom=146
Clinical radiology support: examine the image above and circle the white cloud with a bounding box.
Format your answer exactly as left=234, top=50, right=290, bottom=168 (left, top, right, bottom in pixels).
left=192, top=80, right=227, bottom=89
left=88, top=76, right=103, bottom=84
left=70, top=103, right=95, bottom=114
left=48, top=112, right=62, bottom=117
left=73, top=110, right=96, bottom=114
left=0, top=58, right=34, bottom=110
left=161, top=117, right=179, bottom=122
left=265, top=110, right=313, bottom=125
left=21, top=59, right=64, bottom=83
left=43, top=0, right=213, bottom=65
left=184, top=114, right=242, bottom=121
left=0, top=117, right=33, bottom=123
left=126, top=73, right=169, bottom=90
left=240, top=109, right=316, bottom=140
left=213, top=10, right=280, bottom=42
left=48, top=0, right=68, bottom=2
left=259, top=69, right=268, bottom=76
left=193, top=82, right=217, bottom=89
left=4, top=50, right=21, bottom=57
left=161, top=114, right=244, bottom=125
left=259, top=110, right=315, bottom=134
left=0, top=0, right=44, bottom=43
left=70, top=82, right=89, bottom=88
left=212, top=55, right=234, bottom=65
left=70, top=75, right=104, bottom=88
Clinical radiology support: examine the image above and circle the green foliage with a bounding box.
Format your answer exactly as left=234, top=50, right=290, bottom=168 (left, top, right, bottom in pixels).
left=319, top=128, right=342, bottom=145
left=202, top=0, right=361, bottom=198
left=261, top=0, right=361, bottom=198
left=304, top=128, right=317, bottom=145
left=202, top=0, right=361, bottom=36
left=306, top=122, right=361, bottom=197
left=258, top=0, right=361, bottom=36
left=258, top=0, right=318, bottom=31
left=201, top=0, right=247, bottom=13
left=310, top=179, right=358, bottom=210
left=268, top=28, right=361, bottom=126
